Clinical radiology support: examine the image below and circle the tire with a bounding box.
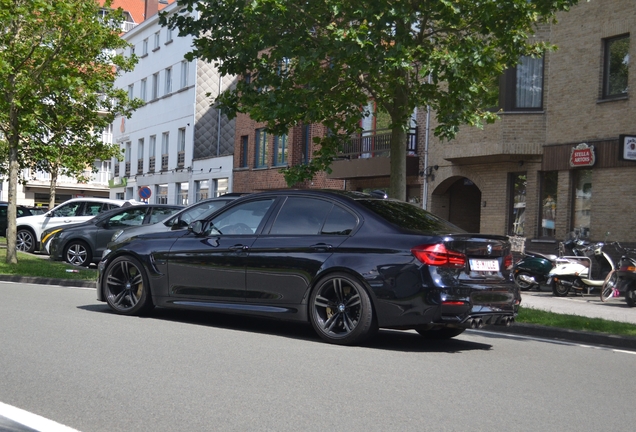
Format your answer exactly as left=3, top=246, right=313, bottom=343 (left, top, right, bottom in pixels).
left=600, top=270, right=618, bottom=302
left=626, top=284, right=636, bottom=308
left=552, top=280, right=570, bottom=297
left=309, top=272, right=376, bottom=345
left=16, top=229, right=36, bottom=253
left=103, top=256, right=153, bottom=316
left=64, top=241, right=92, bottom=267
left=514, top=271, right=536, bottom=291
left=415, top=326, right=466, bottom=340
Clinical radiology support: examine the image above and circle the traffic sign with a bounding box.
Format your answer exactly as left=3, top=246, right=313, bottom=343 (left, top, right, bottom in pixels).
left=138, top=186, right=152, bottom=200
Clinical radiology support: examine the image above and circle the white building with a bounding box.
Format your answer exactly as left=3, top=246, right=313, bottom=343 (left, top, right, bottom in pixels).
left=110, top=1, right=236, bottom=205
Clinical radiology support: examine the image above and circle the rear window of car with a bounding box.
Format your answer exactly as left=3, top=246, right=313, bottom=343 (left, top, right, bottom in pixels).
left=356, top=199, right=466, bottom=235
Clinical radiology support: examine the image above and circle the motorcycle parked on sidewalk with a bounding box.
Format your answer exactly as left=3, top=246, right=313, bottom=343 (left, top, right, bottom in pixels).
left=549, top=241, right=615, bottom=297
left=600, top=242, right=636, bottom=306
left=512, top=235, right=589, bottom=291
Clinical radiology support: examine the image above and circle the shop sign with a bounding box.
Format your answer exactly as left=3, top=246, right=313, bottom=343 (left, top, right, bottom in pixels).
left=569, top=143, right=595, bottom=167
left=619, top=134, right=636, bottom=161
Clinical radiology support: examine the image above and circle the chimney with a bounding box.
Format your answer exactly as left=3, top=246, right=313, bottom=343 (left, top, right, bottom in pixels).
left=144, top=0, right=159, bottom=20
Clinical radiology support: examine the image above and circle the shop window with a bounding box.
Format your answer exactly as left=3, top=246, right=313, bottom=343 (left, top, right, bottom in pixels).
left=603, top=35, right=629, bottom=99
left=195, top=180, right=209, bottom=201
left=214, top=178, right=228, bottom=197
left=176, top=182, right=188, bottom=206
left=508, top=173, right=527, bottom=236
left=540, top=171, right=558, bottom=238
left=572, top=170, right=592, bottom=238
left=156, top=184, right=168, bottom=204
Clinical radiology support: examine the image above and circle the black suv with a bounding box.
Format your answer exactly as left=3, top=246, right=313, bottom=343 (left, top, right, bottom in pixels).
left=0, top=202, right=33, bottom=237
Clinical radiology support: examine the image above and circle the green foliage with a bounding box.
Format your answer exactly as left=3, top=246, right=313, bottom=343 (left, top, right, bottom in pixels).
left=164, top=0, right=578, bottom=198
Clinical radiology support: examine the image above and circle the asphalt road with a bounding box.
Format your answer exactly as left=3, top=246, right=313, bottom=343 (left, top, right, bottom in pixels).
left=1, top=281, right=635, bottom=432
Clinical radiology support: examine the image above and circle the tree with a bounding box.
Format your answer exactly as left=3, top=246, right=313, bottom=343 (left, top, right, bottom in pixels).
left=165, top=0, right=578, bottom=200
left=0, top=0, right=138, bottom=263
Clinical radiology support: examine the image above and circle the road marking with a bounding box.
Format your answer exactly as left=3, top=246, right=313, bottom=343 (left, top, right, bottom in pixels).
left=0, top=402, right=80, bottom=432
left=472, top=329, right=636, bottom=355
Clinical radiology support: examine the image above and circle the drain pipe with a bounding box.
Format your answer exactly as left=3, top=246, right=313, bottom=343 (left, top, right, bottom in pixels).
left=421, top=73, right=432, bottom=211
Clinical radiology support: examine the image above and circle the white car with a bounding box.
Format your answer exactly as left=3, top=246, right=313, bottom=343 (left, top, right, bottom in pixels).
left=15, top=197, right=138, bottom=253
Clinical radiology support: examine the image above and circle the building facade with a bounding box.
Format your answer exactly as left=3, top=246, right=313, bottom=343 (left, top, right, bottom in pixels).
left=110, top=1, right=236, bottom=205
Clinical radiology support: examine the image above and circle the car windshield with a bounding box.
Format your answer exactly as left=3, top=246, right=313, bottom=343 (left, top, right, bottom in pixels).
left=356, top=199, right=466, bottom=235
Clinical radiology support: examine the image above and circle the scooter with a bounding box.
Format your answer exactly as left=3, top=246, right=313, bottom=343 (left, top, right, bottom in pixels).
left=603, top=242, right=636, bottom=307
left=549, top=242, right=615, bottom=297
left=512, top=236, right=588, bottom=291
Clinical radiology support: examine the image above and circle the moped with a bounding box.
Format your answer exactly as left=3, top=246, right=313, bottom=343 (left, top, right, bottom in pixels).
left=549, top=242, right=615, bottom=297
left=600, top=242, right=636, bottom=306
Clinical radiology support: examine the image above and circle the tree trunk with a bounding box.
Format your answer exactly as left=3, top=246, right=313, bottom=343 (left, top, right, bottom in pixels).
left=48, top=169, right=58, bottom=210
left=5, top=133, right=20, bottom=264
left=389, top=127, right=407, bottom=201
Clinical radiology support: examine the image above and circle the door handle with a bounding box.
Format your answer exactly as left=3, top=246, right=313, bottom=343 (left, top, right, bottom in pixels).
left=229, top=244, right=249, bottom=251
left=311, top=243, right=333, bottom=251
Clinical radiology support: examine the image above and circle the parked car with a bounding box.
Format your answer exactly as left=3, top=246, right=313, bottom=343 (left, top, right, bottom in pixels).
left=15, top=197, right=138, bottom=253
left=0, top=202, right=33, bottom=237
left=97, top=190, right=520, bottom=346
left=42, top=204, right=183, bottom=266
left=108, top=193, right=248, bottom=246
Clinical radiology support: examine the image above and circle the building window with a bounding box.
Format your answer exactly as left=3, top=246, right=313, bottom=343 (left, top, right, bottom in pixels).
left=195, top=180, right=209, bottom=201
left=149, top=135, right=156, bottom=172
left=124, top=142, right=131, bottom=176
left=152, top=73, right=159, bottom=99
left=255, top=128, right=267, bottom=168
left=153, top=31, right=160, bottom=50
left=115, top=192, right=124, bottom=200
left=500, top=56, right=544, bottom=111
left=165, top=67, right=172, bottom=94
left=214, top=178, right=228, bottom=197
left=572, top=169, right=592, bottom=238
left=177, top=127, right=185, bottom=167
left=127, top=84, right=133, bottom=100
left=274, top=134, right=288, bottom=166
left=156, top=184, right=168, bottom=204
left=508, top=173, right=526, bottom=236
left=240, top=135, right=248, bottom=167
left=603, top=35, right=629, bottom=99
left=301, top=124, right=311, bottom=164
left=166, top=27, right=173, bottom=43
left=540, top=171, right=558, bottom=238
left=176, top=182, right=189, bottom=206
left=142, top=38, right=148, bottom=55
left=140, top=78, right=147, bottom=102
left=161, top=132, right=169, bottom=170
left=180, top=60, right=189, bottom=89
left=137, top=139, right=144, bottom=174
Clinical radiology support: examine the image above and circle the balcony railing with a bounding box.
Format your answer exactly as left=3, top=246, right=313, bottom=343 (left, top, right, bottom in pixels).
left=124, top=162, right=131, bottom=176
left=149, top=156, right=155, bottom=173
left=161, top=154, right=169, bottom=171
left=177, top=151, right=185, bottom=168
left=137, top=159, right=143, bottom=174
left=338, top=127, right=418, bottom=159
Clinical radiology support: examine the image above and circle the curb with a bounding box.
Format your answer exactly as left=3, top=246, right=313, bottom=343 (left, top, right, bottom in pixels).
left=481, top=322, right=636, bottom=350
left=0, top=275, right=96, bottom=289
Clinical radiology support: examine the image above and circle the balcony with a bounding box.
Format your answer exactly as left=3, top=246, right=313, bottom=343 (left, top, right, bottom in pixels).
left=161, top=154, right=169, bottom=171
left=137, top=159, right=143, bottom=174
left=327, top=128, right=419, bottom=179
left=125, top=162, right=131, bottom=177
left=177, top=151, right=185, bottom=168
left=149, top=156, right=155, bottom=173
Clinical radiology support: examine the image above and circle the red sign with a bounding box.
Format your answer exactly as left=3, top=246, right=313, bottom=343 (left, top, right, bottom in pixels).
left=569, top=143, right=596, bottom=167
left=138, top=186, right=152, bottom=199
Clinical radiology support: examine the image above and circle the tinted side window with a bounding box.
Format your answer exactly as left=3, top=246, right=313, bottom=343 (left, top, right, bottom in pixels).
left=178, top=200, right=229, bottom=226
left=270, top=197, right=332, bottom=235
left=82, top=202, right=106, bottom=216
left=52, top=202, right=82, bottom=217
left=149, top=207, right=181, bottom=224
left=207, top=199, right=275, bottom=235
left=322, top=205, right=357, bottom=235
left=108, top=208, right=148, bottom=227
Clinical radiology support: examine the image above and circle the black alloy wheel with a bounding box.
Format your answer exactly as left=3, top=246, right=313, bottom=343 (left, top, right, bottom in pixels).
left=415, top=326, right=466, bottom=340
left=103, top=256, right=153, bottom=315
left=16, top=229, right=35, bottom=253
left=552, top=280, right=570, bottom=297
left=309, top=273, right=376, bottom=345
left=64, top=241, right=92, bottom=267
left=513, top=271, right=536, bottom=291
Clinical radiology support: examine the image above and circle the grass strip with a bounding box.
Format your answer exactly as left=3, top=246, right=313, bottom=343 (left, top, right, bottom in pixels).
left=517, top=306, right=636, bottom=338
left=0, top=247, right=97, bottom=282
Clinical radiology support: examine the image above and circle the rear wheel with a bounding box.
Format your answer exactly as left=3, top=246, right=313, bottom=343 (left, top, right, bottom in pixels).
left=553, top=280, right=570, bottom=297
left=309, top=273, right=376, bottom=345
left=514, top=271, right=536, bottom=291
left=103, top=256, right=153, bottom=315
left=415, top=326, right=465, bottom=340
left=600, top=270, right=618, bottom=302
left=16, top=229, right=35, bottom=253
left=64, top=241, right=92, bottom=267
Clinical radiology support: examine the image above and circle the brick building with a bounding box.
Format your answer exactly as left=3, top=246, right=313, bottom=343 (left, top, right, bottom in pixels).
left=233, top=0, right=635, bottom=248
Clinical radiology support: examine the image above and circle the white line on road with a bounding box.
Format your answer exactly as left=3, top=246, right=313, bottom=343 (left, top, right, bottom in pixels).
left=0, top=402, right=80, bottom=432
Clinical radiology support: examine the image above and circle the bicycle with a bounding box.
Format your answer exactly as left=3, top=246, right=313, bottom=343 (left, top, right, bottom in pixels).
left=600, top=242, right=636, bottom=302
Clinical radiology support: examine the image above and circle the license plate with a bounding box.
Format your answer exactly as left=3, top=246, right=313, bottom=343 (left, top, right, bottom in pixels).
left=470, top=259, right=500, bottom=272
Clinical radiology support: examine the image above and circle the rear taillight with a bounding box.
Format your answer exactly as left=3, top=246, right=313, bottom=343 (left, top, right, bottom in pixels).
left=411, top=244, right=466, bottom=268
left=503, top=254, right=513, bottom=270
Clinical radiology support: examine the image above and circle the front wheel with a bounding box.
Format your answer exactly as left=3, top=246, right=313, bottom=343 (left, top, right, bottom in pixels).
left=309, top=273, right=376, bottom=345
left=103, top=256, right=153, bottom=315
left=16, top=229, right=36, bottom=253
left=553, top=280, right=570, bottom=297
left=600, top=270, right=618, bottom=302
left=64, top=241, right=92, bottom=267
left=514, top=271, right=536, bottom=291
